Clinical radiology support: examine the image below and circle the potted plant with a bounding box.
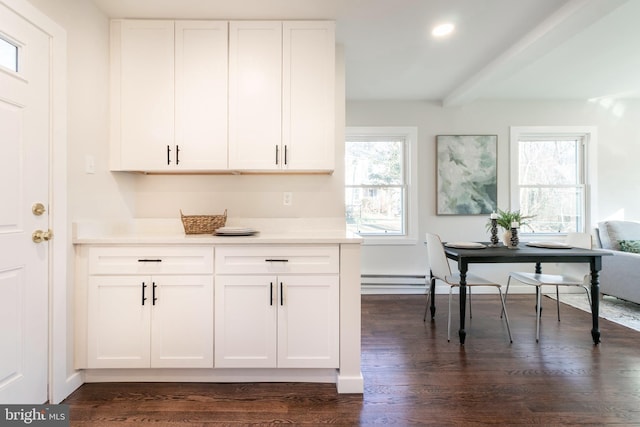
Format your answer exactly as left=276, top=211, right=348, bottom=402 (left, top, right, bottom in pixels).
left=487, top=209, right=535, bottom=246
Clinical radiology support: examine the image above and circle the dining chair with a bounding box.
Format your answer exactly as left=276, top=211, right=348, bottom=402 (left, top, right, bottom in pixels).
left=504, top=232, right=592, bottom=342
left=424, top=232, right=513, bottom=343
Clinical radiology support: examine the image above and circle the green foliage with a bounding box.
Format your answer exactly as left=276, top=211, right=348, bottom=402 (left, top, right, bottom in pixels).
left=487, top=209, right=535, bottom=231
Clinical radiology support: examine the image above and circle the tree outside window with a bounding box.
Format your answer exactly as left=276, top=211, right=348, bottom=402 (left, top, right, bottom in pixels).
left=510, top=126, right=595, bottom=234
left=345, top=136, right=406, bottom=235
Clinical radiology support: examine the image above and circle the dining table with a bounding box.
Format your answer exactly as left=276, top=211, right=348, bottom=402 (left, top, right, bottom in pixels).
left=428, top=241, right=612, bottom=345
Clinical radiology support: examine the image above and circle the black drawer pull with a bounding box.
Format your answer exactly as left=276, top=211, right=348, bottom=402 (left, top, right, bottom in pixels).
left=141, top=282, right=147, bottom=306
left=280, top=282, right=283, bottom=306
left=265, top=259, right=288, bottom=263
left=270, top=282, right=273, bottom=306
left=152, top=282, right=158, bottom=305
left=138, top=259, right=162, bottom=263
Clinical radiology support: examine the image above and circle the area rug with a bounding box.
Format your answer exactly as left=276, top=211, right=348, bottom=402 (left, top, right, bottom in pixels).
left=548, top=293, right=640, bottom=332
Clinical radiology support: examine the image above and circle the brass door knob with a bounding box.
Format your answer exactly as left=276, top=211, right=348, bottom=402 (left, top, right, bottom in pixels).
left=32, top=229, right=53, bottom=243
left=32, top=203, right=46, bottom=216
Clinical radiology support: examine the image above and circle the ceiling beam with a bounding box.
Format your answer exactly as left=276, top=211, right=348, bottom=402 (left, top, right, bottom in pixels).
left=441, top=0, right=630, bottom=107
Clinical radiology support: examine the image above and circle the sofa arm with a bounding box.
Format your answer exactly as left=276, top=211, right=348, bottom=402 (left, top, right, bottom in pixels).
left=598, top=249, right=640, bottom=305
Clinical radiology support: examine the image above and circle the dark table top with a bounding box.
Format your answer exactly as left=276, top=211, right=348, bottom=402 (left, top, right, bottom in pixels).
left=442, top=242, right=612, bottom=265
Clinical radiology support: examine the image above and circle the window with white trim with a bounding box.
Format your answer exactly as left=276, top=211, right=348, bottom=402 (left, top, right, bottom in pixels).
left=0, top=36, right=19, bottom=72
left=510, top=126, right=596, bottom=234
left=345, top=127, right=418, bottom=244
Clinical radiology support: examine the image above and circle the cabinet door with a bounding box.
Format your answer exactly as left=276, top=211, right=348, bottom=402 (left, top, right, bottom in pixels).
left=214, top=275, right=277, bottom=367
left=87, top=276, right=151, bottom=368
left=228, top=21, right=282, bottom=170
left=150, top=275, right=214, bottom=368
left=111, top=20, right=175, bottom=171
left=282, top=21, right=335, bottom=171
left=277, top=275, right=339, bottom=368
left=175, top=21, right=229, bottom=170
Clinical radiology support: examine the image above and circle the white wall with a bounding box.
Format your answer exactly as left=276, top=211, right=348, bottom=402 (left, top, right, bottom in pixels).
left=29, top=0, right=137, bottom=223
left=29, top=1, right=347, bottom=224
left=347, top=99, right=640, bottom=280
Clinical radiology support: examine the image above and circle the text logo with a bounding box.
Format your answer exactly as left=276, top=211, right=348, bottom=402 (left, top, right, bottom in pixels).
left=1, top=405, right=69, bottom=426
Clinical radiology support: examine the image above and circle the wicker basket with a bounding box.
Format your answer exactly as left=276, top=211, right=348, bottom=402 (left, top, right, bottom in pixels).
left=180, top=209, right=227, bottom=234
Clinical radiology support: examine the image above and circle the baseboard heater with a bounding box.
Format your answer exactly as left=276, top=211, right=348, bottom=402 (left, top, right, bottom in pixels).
left=361, top=274, right=427, bottom=294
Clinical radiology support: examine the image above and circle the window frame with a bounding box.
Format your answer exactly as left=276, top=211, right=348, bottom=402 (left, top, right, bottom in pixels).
left=0, top=33, right=22, bottom=75
left=509, top=126, right=597, bottom=235
left=345, top=126, right=418, bottom=245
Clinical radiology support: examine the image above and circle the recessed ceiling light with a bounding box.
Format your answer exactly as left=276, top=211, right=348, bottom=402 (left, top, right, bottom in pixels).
left=432, top=23, right=454, bottom=38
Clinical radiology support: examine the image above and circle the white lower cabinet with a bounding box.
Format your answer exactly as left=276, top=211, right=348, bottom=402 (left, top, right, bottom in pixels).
left=80, top=245, right=339, bottom=371
left=214, top=246, right=340, bottom=368
left=84, top=246, right=214, bottom=369
left=87, top=275, right=213, bottom=369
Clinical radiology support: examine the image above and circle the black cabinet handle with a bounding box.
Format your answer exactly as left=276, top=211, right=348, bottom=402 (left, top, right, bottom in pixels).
left=142, top=282, right=147, bottom=306
left=270, top=282, right=273, bottom=306
left=284, top=145, right=288, bottom=165
left=167, top=145, right=171, bottom=165
left=138, top=259, right=162, bottom=263
left=152, top=282, right=157, bottom=305
left=275, top=145, right=279, bottom=165
left=176, top=145, right=180, bottom=165
left=265, top=259, right=288, bottom=263
left=280, top=282, right=283, bottom=306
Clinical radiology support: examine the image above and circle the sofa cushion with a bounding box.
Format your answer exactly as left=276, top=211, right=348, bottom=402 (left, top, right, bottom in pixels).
left=597, top=220, right=640, bottom=250
left=619, top=240, right=640, bottom=254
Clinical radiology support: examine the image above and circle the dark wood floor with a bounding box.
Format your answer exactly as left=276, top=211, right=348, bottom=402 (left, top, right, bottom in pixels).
left=64, top=294, right=640, bottom=426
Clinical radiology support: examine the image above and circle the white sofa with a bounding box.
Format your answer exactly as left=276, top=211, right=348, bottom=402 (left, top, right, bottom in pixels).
left=594, top=220, right=640, bottom=305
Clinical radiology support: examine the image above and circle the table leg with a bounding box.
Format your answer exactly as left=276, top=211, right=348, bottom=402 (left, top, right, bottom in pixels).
left=590, top=268, right=601, bottom=345
left=429, top=274, right=436, bottom=319
left=459, top=267, right=467, bottom=344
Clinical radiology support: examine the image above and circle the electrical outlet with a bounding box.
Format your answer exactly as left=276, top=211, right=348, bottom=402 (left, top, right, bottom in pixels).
left=283, top=192, right=292, bottom=206
left=85, top=155, right=95, bottom=174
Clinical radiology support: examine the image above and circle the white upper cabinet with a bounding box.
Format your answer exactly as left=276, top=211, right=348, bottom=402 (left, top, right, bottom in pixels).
left=228, top=21, right=283, bottom=170
left=175, top=21, right=229, bottom=170
left=229, top=21, right=336, bottom=172
left=282, top=21, right=335, bottom=171
left=110, top=20, right=229, bottom=172
left=110, top=20, right=175, bottom=171
left=110, top=19, right=335, bottom=173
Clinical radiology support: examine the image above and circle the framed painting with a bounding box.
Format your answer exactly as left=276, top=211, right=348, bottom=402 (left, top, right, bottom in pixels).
left=436, top=135, right=497, bottom=215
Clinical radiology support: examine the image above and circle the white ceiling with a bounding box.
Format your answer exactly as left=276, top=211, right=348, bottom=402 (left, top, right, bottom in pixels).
left=90, top=0, right=640, bottom=105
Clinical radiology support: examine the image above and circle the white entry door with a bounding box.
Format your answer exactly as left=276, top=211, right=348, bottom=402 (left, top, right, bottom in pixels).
left=0, top=1, right=51, bottom=404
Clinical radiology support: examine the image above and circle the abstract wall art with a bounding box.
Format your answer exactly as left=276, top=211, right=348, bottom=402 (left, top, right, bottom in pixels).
left=436, top=135, right=497, bottom=215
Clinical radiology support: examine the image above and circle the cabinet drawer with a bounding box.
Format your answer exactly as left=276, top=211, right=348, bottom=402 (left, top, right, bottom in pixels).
left=215, top=245, right=339, bottom=274
left=89, top=246, right=214, bottom=275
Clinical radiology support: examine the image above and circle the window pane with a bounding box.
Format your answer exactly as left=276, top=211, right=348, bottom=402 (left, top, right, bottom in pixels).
left=346, top=187, right=404, bottom=235
left=518, top=139, right=579, bottom=185
left=0, top=38, right=18, bottom=72
left=345, top=139, right=403, bottom=186
left=519, top=186, right=584, bottom=233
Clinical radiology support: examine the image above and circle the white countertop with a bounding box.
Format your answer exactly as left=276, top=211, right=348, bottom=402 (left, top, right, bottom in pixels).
left=73, top=218, right=363, bottom=245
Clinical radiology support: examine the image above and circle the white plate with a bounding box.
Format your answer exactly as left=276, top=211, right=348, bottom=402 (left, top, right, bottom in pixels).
left=215, top=227, right=258, bottom=236
left=444, top=242, right=486, bottom=249
left=526, top=241, right=572, bottom=249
